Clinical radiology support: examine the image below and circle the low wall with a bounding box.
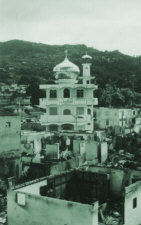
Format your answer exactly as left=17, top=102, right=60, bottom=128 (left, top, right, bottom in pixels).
left=7, top=189, right=98, bottom=225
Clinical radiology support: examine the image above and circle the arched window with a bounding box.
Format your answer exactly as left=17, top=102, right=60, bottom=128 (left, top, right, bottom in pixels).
left=77, top=89, right=84, bottom=98
left=62, top=124, right=74, bottom=130
left=64, top=88, right=70, bottom=98
left=87, top=109, right=91, bottom=115
left=63, top=109, right=71, bottom=115
left=49, top=125, right=58, bottom=132
left=50, top=90, right=57, bottom=98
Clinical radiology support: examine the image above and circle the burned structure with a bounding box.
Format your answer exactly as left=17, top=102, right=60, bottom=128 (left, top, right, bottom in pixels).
left=0, top=111, right=21, bottom=179
left=8, top=169, right=109, bottom=225
left=7, top=168, right=141, bottom=225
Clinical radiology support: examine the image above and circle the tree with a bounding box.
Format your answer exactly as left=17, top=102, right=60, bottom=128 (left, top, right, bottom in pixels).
left=26, top=78, right=45, bottom=105
left=18, top=75, right=31, bottom=84
left=111, top=88, right=125, bottom=107
left=99, top=84, right=114, bottom=107
left=121, top=88, right=135, bottom=107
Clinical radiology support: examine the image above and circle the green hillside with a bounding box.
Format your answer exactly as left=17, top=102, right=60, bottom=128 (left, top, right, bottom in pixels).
left=0, top=40, right=141, bottom=92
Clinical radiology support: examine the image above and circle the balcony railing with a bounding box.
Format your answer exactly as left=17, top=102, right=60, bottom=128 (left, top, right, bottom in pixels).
left=39, top=98, right=98, bottom=106
left=40, top=114, right=93, bottom=124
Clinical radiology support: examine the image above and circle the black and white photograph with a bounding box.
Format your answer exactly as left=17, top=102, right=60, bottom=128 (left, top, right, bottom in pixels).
left=0, top=0, right=141, bottom=224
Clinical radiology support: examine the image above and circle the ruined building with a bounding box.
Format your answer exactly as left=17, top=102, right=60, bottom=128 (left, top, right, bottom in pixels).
left=7, top=169, right=141, bottom=225
left=0, top=111, right=21, bottom=179
left=7, top=169, right=109, bottom=225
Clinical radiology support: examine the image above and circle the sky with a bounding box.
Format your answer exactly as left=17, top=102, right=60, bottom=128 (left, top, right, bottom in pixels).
left=0, top=0, right=141, bottom=56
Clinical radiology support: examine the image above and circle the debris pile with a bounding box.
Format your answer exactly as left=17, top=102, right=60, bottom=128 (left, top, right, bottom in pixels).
left=0, top=195, right=7, bottom=225
left=99, top=202, right=123, bottom=225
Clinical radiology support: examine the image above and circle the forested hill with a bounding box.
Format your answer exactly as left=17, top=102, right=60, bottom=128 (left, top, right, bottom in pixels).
left=0, top=39, right=141, bottom=92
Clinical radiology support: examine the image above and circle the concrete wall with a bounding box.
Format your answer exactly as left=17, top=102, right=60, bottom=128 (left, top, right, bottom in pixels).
left=86, top=167, right=141, bottom=200
left=87, top=166, right=126, bottom=199
left=73, top=139, right=81, bottom=156
left=124, top=181, right=141, bottom=225
left=0, top=154, right=22, bottom=179
left=94, top=108, right=133, bottom=129
left=46, top=143, right=59, bottom=159
left=100, top=142, right=108, bottom=163
left=46, top=170, right=109, bottom=204
left=50, top=157, right=80, bottom=175
left=28, top=157, right=80, bottom=179
left=94, top=130, right=106, bottom=142
left=16, top=180, right=47, bottom=195
left=134, top=124, right=141, bottom=133
left=110, top=169, right=125, bottom=199
left=0, top=115, right=21, bottom=153
left=85, top=141, right=98, bottom=161
left=0, top=115, right=21, bottom=179
left=94, top=108, right=119, bottom=129
left=80, top=141, right=86, bottom=155
left=7, top=189, right=98, bottom=225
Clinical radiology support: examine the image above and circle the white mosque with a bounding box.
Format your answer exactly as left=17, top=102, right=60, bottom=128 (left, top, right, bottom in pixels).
left=39, top=52, right=98, bottom=132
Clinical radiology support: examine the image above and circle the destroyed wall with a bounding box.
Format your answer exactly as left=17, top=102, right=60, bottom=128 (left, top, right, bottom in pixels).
left=94, top=108, right=133, bottom=129
left=87, top=166, right=141, bottom=200
left=46, top=143, right=59, bottom=159
left=16, top=179, right=47, bottom=195
left=73, top=139, right=87, bottom=164
left=0, top=152, right=22, bottom=179
left=73, top=139, right=107, bottom=164
left=130, top=170, right=141, bottom=184
left=26, top=157, right=80, bottom=180
left=85, top=141, right=99, bottom=162
left=86, top=166, right=127, bottom=199
left=50, top=157, right=80, bottom=175
left=124, top=181, right=141, bottom=225
left=73, top=139, right=81, bottom=156
left=7, top=173, right=99, bottom=225
left=0, top=115, right=21, bottom=179
left=0, top=115, right=21, bottom=153
left=45, top=170, right=109, bottom=204
left=94, top=108, right=119, bottom=129
left=99, top=142, right=108, bottom=163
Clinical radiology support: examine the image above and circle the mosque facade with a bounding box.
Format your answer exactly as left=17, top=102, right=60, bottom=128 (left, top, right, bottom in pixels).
left=39, top=52, right=98, bottom=132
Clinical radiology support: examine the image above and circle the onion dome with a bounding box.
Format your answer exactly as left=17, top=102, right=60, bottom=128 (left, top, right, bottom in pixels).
left=53, top=51, right=80, bottom=82
left=53, top=56, right=80, bottom=74
left=53, top=56, right=80, bottom=78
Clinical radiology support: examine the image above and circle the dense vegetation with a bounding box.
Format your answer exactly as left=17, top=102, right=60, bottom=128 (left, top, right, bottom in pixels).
left=0, top=39, right=141, bottom=106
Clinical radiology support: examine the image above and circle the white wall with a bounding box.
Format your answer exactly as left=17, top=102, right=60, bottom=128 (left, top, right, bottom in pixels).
left=124, top=181, right=141, bottom=225
left=16, top=180, right=47, bottom=195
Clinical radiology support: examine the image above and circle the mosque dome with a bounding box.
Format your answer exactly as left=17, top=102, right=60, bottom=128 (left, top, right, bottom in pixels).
left=53, top=54, right=80, bottom=81
left=53, top=56, right=80, bottom=74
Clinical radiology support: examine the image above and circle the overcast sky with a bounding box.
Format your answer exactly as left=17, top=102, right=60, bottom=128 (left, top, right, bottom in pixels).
left=0, top=0, right=141, bottom=56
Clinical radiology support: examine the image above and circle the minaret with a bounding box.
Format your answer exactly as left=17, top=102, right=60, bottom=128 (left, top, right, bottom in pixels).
left=82, top=53, right=92, bottom=84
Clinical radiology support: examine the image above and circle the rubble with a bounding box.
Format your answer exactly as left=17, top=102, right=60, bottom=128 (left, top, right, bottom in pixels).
left=99, top=202, right=123, bottom=225
left=0, top=194, right=7, bottom=225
